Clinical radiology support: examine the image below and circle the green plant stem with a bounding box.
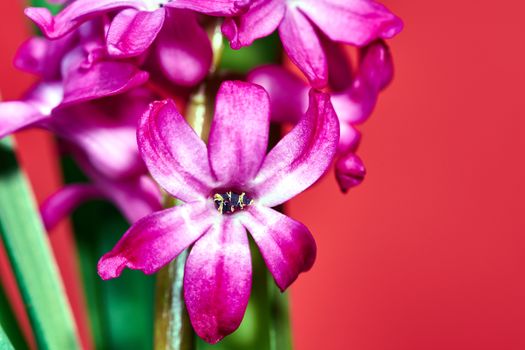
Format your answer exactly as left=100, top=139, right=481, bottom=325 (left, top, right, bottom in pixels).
left=0, top=138, right=80, bottom=350
left=0, top=322, right=15, bottom=350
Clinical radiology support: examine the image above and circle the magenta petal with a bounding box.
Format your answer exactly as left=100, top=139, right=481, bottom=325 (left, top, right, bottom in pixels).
left=241, top=205, right=316, bottom=291
left=359, top=40, right=394, bottom=91
left=253, top=90, right=339, bottom=207
left=279, top=8, right=327, bottom=88
left=247, top=65, right=309, bottom=124
left=184, top=217, right=251, bottom=344
left=166, top=0, right=251, bottom=16
left=153, top=9, right=212, bottom=87
left=98, top=202, right=214, bottom=280
left=107, top=8, right=165, bottom=58
left=335, top=152, right=366, bottom=193
left=222, top=0, right=285, bottom=49
left=25, top=0, right=145, bottom=39
left=298, top=0, right=403, bottom=46
left=138, top=100, right=216, bottom=202
left=208, top=81, right=270, bottom=187
left=40, top=185, right=103, bottom=231
left=61, top=46, right=149, bottom=106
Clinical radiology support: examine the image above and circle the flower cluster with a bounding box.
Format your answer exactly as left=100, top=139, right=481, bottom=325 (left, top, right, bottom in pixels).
left=0, top=0, right=402, bottom=343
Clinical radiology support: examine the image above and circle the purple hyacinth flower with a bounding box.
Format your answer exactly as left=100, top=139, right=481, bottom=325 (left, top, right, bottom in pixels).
left=41, top=152, right=162, bottom=231
left=223, top=0, right=402, bottom=87
left=25, top=0, right=251, bottom=87
left=248, top=40, right=393, bottom=192
left=0, top=85, right=153, bottom=180
left=97, top=81, right=339, bottom=343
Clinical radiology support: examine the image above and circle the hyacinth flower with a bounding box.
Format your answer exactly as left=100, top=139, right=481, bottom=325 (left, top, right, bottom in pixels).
left=25, top=0, right=252, bottom=87
left=248, top=40, right=394, bottom=192
left=223, top=0, right=402, bottom=87
left=97, top=80, right=339, bottom=342
left=41, top=151, right=162, bottom=231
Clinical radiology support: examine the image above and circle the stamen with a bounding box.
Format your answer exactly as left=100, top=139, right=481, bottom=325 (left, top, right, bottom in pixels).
left=213, top=191, right=253, bottom=214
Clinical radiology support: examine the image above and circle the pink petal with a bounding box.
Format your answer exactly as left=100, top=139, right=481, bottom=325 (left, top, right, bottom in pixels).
left=240, top=205, right=316, bottom=291
left=323, top=39, right=354, bottom=92
left=98, top=201, right=214, bottom=280
left=222, top=0, right=285, bottom=49
left=61, top=46, right=149, bottom=106
left=107, top=8, right=166, bottom=58
left=208, top=81, right=270, bottom=187
left=247, top=65, right=309, bottom=124
left=138, top=100, right=216, bottom=202
left=152, top=9, right=212, bottom=87
left=298, top=0, right=403, bottom=46
left=25, top=0, right=145, bottom=39
left=40, top=185, right=104, bottom=231
left=166, top=0, right=251, bottom=16
left=0, top=83, right=62, bottom=138
left=338, top=123, right=361, bottom=154
left=335, top=152, right=366, bottom=193
left=278, top=7, right=327, bottom=88
left=253, top=90, right=339, bottom=207
left=184, top=217, right=251, bottom=344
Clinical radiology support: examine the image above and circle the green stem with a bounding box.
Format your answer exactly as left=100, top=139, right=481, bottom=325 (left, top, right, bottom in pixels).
left=0, top=322, right=15, bottom=350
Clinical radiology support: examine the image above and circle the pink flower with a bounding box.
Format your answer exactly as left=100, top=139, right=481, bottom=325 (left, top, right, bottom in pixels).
left=223, top=0, right=402, bottom=87
left=25, top=0, right=251, bottom=86
left=248, top=40, right=393, bottom=192
left=97, top=81, right=339, bottom=343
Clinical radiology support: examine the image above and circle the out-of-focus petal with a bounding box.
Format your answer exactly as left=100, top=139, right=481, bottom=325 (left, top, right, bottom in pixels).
left=335, top=152, right=366, bottom=193
left=25, top=0, right=145, bottom=39
left=331, top=84, right=378, bottom=126
left=40, top=184, right=103, bottom=231
left=61, top=46, right=149, bottom=106
left=338, top=123, right=361, bottom=154
left=98, top=201, right=215, bottom=280
left=153, top=9, right=212, bottom=87
left=247, top=65, right=308, bottom=124
left=323, top=39, right=353, bottom=92
left=166, top=0, right=251, bottom=16
left=279, top=7, right=327, bottom=88
left=184, top=217, right=251, bottom=344
left=240, top=205, right=316, bottom=291
left=222, top=0, right=285, bottom=49
left=138, top=100, right=216, bottom=202
left=359, top=40, right=394, bottom=91
left=107, top=8, right=165, bottom=58
left=208, top=81, right=269, bottom=187
left=298, top=0, right=403, bottom=46
left=253, top=90, right=339, bottom=207
left=0, top=83, right=62, bottom=138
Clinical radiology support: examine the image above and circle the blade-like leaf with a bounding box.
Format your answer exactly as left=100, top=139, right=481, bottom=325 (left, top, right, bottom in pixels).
left=0, top=274, right=29, bottom=350
left=0, top=137, right=80, bottom=350
left=0, top=322, right=15, bottom=350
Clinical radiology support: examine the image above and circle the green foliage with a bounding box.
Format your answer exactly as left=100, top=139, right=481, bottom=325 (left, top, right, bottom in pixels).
left=0, top=138, right=80, bottom=350
left=0, top=280, right=29, bottom=350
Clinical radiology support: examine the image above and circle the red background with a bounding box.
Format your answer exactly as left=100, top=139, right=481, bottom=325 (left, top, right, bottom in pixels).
left=2, top=1, right=525, bottom=350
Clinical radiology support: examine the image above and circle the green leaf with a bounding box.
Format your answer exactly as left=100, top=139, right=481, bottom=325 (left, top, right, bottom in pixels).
left=28, top=0, right=61, bottom=14
left=0, top=137, right=80, bottom=350
left=0, top=277, right=29, bottom=350
left=0, top=322, right=15, bottom=350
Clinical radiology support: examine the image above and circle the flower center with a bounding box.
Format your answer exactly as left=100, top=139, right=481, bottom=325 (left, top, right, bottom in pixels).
left=213, top=191, right=253, bottom=215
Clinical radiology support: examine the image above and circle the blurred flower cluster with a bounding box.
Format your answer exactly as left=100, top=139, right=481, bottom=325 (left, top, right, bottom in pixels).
left=0, top=0, right=402, bottom=344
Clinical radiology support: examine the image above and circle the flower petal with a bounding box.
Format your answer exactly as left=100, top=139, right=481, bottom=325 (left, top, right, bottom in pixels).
left=138, top=99, right=216, bottom=202
left=184, top=217, right=251, bottom=344
left=298, top=0, right=403, bottom=46
left=240, top=205, right=316, bottom=291
left=208, top=81, right=270, bottom=187
left=166, top=0, right=251, bottom=16
left=253, top=90, right=339, bottom=207
left=107, top=8, right=165, bottom=58
left=222, top=0, right=285, bottom=49
left=278, top=7, right=327, bottom=88
left=25, top=0, right=145, bottom=39
left=98, top=201, right=214, bottom=280
left=40, top=185, right=103, bottom=231
left=152, top=9, right=212, bottom=87
left=335, top=152, right=366, bottom=193
left=61, top=46, right=149, bottom=106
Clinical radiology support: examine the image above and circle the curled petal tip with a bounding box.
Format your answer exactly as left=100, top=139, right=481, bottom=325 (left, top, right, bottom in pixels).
left=97, top=254, right=128, bottom=280
left=335, top=153, right=367, bottom=193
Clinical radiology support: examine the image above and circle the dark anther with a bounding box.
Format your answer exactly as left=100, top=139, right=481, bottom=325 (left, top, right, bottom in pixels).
left=213, top=191, right=253, bottom=214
